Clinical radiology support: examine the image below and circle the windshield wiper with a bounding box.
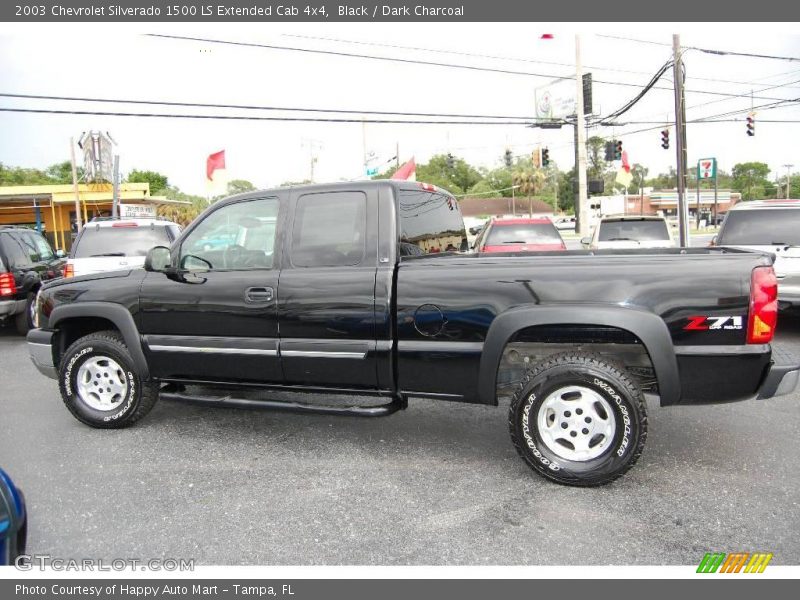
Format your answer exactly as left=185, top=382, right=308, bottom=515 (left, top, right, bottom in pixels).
left=502, top=240, right=528, bottom=244
left=605, top=237, right=638, bottom=242
left=89, top=252, right=126, bottom=257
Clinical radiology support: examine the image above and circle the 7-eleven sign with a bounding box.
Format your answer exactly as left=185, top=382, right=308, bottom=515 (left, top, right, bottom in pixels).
left=698, top=158, right=717, bottom=180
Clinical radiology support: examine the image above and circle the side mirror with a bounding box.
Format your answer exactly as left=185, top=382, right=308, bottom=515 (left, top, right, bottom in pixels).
left=144, top=246, right=171, bottom=272
left=709, top=235, right=717, bottom=247
left=55, top=249, right=66, bottom=258
left=580, top=237, right=592, bottom=246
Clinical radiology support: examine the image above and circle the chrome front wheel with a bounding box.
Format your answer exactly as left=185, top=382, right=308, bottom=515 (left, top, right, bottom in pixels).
left=75, top=356, right=129, bottom=411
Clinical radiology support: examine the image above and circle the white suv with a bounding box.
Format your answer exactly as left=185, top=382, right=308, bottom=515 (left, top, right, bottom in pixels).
left=714, top=199, right=800, bottom=308
left=66, top=218, right=182, bottom=278
left=582, top=215, right=675, bottom=250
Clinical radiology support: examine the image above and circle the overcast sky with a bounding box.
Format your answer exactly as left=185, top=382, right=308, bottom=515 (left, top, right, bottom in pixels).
left=0, top=23, right=798, bottom=195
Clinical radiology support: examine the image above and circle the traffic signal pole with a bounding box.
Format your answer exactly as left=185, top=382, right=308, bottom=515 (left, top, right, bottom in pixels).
left=575, top=35, right=589, bottom=238
left=672, top=35, right=689, bottom=247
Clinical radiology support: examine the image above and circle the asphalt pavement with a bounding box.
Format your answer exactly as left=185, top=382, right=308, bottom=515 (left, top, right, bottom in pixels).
left=1, top=311, right=799, bottom=566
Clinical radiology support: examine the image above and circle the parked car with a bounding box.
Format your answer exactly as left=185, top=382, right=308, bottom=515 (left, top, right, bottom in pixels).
left=0, top=468, right=27, bottom=566
left=711, top=199, right=800, bottom=308
left=582, top=215, right=675, bottom=250
left=65, top=218, right=182, bottom=278
left=473, top=217, right=567, bottom=252
left=0, top=226, right=65, bottom=334
left=552, top=216, right=577, bottom=230
left=27, top=181, right=799, bottom=487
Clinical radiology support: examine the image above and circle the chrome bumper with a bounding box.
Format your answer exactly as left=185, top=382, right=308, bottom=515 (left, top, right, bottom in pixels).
left=27, top=329, right=57, bottom=380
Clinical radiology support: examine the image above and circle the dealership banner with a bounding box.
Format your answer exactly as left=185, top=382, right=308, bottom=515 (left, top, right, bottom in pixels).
left=2, top=0, right=800, bottom=21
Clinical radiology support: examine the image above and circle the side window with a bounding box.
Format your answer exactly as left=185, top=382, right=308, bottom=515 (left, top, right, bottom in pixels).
left=15, top=231, right=42, bottom=263
left=291, top=191, right=366, bottom=267
left=0, top=233, right=32, bottom=268
left=179, top=198, right=279, bottom=271
left=398, top=189, right=468, bottom=255
left=26, top=232, right=54, bottom=261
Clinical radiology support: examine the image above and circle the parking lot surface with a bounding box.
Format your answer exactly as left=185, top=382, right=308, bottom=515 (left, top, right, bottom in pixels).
left=1, top=313, right=799, bottom=565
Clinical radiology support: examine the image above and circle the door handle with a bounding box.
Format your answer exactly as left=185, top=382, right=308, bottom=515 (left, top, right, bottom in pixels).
left=245, top=286, right=274, bottom=303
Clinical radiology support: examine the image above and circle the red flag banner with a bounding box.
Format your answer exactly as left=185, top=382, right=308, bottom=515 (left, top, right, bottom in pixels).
left=391, top=157, right=416, bottom=181
left=207, top=150, right=226, bottom=181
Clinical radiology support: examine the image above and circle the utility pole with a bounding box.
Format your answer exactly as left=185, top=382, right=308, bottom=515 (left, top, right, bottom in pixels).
left=672, top=35, right=689, bottom=247
left=784, top=164, right=794, bottom=198
left=396, top=142, right=400, bottom=169
left=69, top=137, right=83, bottom=236
left=111, top=155, right=120, bottom=219
left=575, top=35, right=589, bottom=238
left=302, top=138, right=322, bottom=182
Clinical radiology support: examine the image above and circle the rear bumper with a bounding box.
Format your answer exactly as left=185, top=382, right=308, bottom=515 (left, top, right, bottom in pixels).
left=0, top=298, right=24, bottom=319
left=26, top=328, right=57, bottom=380
left=675, top=344, right=799, bottom=404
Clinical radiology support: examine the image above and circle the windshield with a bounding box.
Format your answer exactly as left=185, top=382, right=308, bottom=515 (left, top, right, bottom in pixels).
left=598, top=220, right=670, bottom=242
left=717, top=209, right=800, bottom=246
left=73, top=225, right=172, bottom=258
left=485, top=222, right=563, bottom=245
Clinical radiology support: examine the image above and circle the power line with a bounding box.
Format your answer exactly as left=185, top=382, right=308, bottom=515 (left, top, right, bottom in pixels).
left=595, top=60, right=674, bottom=124
left=0, top=92, right=537, bottom=121
left=290, top=33, right=800, bottom=90
left=597, top=34, right=800, bottom=62
left=145, top=33, right=797, bottom=104
left=0, top=106, right=534, bottom=125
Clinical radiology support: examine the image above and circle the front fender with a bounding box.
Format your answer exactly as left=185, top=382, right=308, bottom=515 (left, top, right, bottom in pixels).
left=48, top=302, right=150, bottom=380
left=477, top=304, right=680, bottom=405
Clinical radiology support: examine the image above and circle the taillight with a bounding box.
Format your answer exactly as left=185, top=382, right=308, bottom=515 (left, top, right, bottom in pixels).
left=0, top=272, right=16, bottom=297
left=63, top=263, right=74, bottom=278
left=111, top=222, right=138, bottom=227
left=747, top=266, right=778, bottom=344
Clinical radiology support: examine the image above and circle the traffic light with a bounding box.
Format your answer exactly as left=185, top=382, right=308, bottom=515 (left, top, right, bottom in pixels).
left=661, top=129, right=670, bottom=149
left=541, top=147, right=550, bottom=167
left=604, top=141, right=614, bottom=161
left=503, top=149, right=513, bottom=168
left=746, top=113, right=755, bottom=137
left=614, top=140, right=623, bottom=160
left=446, top=153, right=455, bottom=169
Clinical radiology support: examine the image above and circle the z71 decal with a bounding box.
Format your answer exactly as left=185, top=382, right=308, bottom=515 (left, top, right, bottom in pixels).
left=684, top=316, right=744, bottom=331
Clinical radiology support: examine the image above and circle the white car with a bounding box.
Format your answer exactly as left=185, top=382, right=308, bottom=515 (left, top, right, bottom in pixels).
left=66, top=218, right=182, bottom=278
left=582, top=215, right=675, bottom=250
left=713, top=199, right=800, bottom=308
left=552, top=216, right=576, bottom=230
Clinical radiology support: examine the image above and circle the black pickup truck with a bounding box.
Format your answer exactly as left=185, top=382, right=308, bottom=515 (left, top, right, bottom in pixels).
left=27, top=181, right=800, bottom=486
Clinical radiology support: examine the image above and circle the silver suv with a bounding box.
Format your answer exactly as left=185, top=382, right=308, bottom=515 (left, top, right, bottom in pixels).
left=714, top=199, right=800, bottom=308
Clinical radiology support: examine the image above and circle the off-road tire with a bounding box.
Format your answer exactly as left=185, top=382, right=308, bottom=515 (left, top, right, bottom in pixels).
left=509, top=352, right=647, bottom=487
left=58, top=330, right=158, bottom=429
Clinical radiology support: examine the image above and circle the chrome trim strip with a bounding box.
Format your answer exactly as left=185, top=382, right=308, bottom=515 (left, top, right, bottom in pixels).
left=398, top=341, right=484, bottom=353
left=149, top=345, right=278, bottom=356
left=281, top=350, right=366, bottom=359
left=674, top=344, right=770, bottom=356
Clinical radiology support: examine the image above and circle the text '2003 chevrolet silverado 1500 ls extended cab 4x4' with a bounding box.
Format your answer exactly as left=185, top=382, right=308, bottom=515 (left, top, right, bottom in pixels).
left=26, top=181, right=800, bottom=486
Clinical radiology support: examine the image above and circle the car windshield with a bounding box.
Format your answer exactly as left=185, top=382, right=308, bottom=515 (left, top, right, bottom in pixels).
left=598, top=219, right=670, bottom=242
left=485, top=222, right=563, bottom=245
left=73, top=225, right=171, bottom=258
left=717, top=209, right=800, bottom=246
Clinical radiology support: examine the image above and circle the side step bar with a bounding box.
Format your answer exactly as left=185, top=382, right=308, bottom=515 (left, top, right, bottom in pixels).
left=159, top=388, right=407, bottom=417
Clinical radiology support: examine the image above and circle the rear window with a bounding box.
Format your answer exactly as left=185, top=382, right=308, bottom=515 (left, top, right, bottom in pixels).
left=73, top=225, right=171, bottom=259
left=486, top=222, right=563, bottom=245
left=598, top=219, right=670, bottom=242
left=717, top=209, right=800, bottom=246
left=398, top=188, right=467, bottom=255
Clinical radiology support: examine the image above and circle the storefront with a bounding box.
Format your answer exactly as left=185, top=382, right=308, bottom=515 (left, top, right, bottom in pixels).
left=0, top=182, right=187, bottom=251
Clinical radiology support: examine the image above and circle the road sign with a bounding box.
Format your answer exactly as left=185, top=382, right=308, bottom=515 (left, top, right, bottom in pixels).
left=698, top=158, right=717, bottom=180
left=365, top=167, right=379, bottom=176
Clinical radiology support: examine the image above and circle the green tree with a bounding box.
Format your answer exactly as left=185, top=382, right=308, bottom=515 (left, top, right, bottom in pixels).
left=127, top=169, right=169, bottom=194
left=732, top=162, right=771, bottom=201
left=415, top=154, right=482, bottom=194
left=227, top=179, right=256, bottom=195
left=44, top=161, right=80, bottom=183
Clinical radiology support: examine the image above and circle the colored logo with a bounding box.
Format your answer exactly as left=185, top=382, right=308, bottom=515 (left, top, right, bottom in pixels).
left=697, top=552, right=773, bottom=573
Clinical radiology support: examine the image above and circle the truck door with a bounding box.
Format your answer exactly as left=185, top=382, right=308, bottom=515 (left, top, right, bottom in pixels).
left=139, top=195, right=284, bottom=383
left=277, top=188, right=380, bottom=389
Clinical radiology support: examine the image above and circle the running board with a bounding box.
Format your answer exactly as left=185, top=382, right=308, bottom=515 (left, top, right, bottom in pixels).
left=159, top=389, right=407, bottom=417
